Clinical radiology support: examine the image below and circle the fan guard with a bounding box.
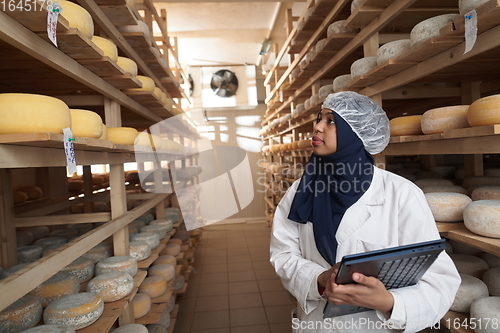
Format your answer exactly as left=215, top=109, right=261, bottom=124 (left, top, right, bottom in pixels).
left=210, top=69, right=238, bottom=98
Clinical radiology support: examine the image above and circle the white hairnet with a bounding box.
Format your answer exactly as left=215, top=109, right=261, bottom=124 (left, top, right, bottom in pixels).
left=322, top=91, right=390, bottom=154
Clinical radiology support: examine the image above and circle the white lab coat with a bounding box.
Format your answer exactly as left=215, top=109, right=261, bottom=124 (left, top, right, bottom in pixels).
left=270, top=166, right=460, bottom=333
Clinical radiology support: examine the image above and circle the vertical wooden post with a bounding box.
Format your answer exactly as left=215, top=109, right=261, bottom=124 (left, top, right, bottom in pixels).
left=462, top=81, right=483, bottom=177
left=363, top=33, right=379, bottom=57
left=110, top=164, right=128, bottom=256
left=104, top=98, right=122, bottom=127
left=0, top=169, right=17, bottom=268
left=83, top=166, right=94, bottom=213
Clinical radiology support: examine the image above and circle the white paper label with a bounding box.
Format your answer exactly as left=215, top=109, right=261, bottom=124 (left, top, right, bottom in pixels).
left=47, top=2, right=61, bottom=47
left=63, top=127, right=77, bottom=174
left=464, top=10, right=478, bottom=54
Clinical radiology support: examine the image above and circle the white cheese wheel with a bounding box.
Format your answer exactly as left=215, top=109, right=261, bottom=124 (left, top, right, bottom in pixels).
left=95, top=255, right=137, bottom=277
left=290, top=67, right=300, bottom=79
left=58, top=0, right=94, bottom=39
left=137, top=213, right=155, bottom=224
left=132, top=76, right=155, bottom=92
left=0, top=94, right=71, bottom=135
left=350, top=0, right=363, bottom=12
left=43, top=293, right=103, bottom=330
left=0, top=295, right=42, bottom=333
left=107, top=127, right=138, bottom=145
left=415, top=179, right=454, bottom=188
left=464, top=200, right=500, bottom=238
left=112, top=324, right=148, bottom=333
left=430, top=166, right=456, bottom=179
left=327, top=20, right=358, bottom=37
left=17, top=245, right=43, bottom=263
left=139, top=276, right=167, bottom=298
left=390, top=115, right=423, bottom=136
left=470, top=296, right=500, bottom=333
left=468, top=94, right=500, bottom=126
left=153, top=255, right=177, bottom=267
left=146, top=323, right=167, bottom=333
left=377, top=39, right=411, bottom=65
left=50, top=229, right=78, bottom=241
left=350, top=56, right=378, bottom=79
left=43, top=244, right=65, bottom=257
left=299, top=59, right=308, bottom=71
left=315, top=38, right=328, bottom=52
left=148, top=264, right=175, bottom=282
left=449, top=240, right=484, bottom=256
left=318, top=85, right=334, bottom=100
left=34, top=237, right=67, bottom=249
left=162, top=244, right=181, bottom=257
left=69, top=109, right=103, bottom=139
left=482, top=253, right=500, bottom=268
left=165, top=295, right=175, bottom=313
left=91, top=36, right=118, bottom=63
left=86, top=272, right=134, bottom=302
left=116, top=57, right=138, bottom=77
left=173, top=275, right=185, bottom=291
left=99, top=124, right=107, bottom=140
left=132, top=293, right=151, bottom=319
left=130, top=233, right=160, bottom=250
left=129, top=241, right=152, bottom=261
left=451, top=273, right=489, bottom=313
left=333, top=74, right=352, bottom=92
left=305, top=50, right=316, bottom=63
left=410, top=14, right=461, bottom=46
left=459, top=0, right=490, bottom=15
left=422, top=185, right=468, bottom=195
left=150, top=219, right=173, bottom=233
left=450, top=253, right=489, bottom=278
left=482, top=267, right=500, bottom=296
left=29, top=272, right=80, bottom=307
left=141, top=225, right=168, bottom=239
left=421, top=105, right=470, bottom=134
left=310, top=94, right=320, bottom=106
left=16, top=231, right=33, bottom=247
left=26, top=226, right=50, bottom=241
left=60, top=257, right=94, bottom=283
left=471, top=186, right=500, bottom=200
left=20, top=324, right=76, bottom=333
left=82, top=242, right=113, bottom=263
left=424, top=192, right=471, bottom=222
left=0, top=263, right=28, bottom=280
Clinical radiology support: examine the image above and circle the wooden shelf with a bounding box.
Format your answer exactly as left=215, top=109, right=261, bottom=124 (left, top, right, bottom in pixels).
left=170, top=304, right=180, bottom=318
left=150, top=287, right=173, bottom=304
left=447, top=228, right=500, bottom=257
left=135, top=303, right=167, bottom=325
left=167, top=318, right=176, bottom=333
left=137, top=253, right=160, bottom=269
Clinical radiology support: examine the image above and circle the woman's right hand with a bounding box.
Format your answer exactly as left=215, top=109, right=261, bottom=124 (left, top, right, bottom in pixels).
left=317, top=262, right=341, bottom=289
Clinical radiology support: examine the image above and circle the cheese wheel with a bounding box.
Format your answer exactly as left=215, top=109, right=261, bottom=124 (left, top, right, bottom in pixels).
left=146, top=324, right=167, bottom=333
left=117, top=21, right=151, bottom=44
left=377, top=39, right=411, bottom=65
left=60, top=257, right=94, bottom=283
left=18, top=186, right=43, bottom=200
left=390, top=116, right=423, bottom=136
left=130, top=220, right=146, bottom=230
left=482, top=267, right=500, bottom=296
left=422, top=185, right=468, bottom=195
left=333, top=74, right=351, bottom=92
left=34, top=237, right=67, bottom=249
left=13, top=191, right=28, bottom=204
left=148, top=264, right=175, bottom=282
left=17, top=231, right=34, bottom=247
left=462, top=176, right=500, bottom=191
left=139, top=276, right=167, bottom=298
left=470, top=296, right=500, bottom=333
left=42, top=243, right=64, bottom=257
left=173, top=230, right=190, bottom=242
left=449, top=239, right=484, bottom=256
left=17, top=245, right=43, bottom=263
left=20, top=324, right=76, bottom=333
left=150, top=219, right=173, bottom=233
left=471, top=186, right=500, bottom=200
left=450, top=253, right=489, bottom=278
left=415, top=171, right=442, bottom=180
left=351, top=56, right=378, bottom=79
left=451, top=273, right=489, bottom=313
left=421, top=105, right=470, bottom=134
left=58, top=1, right=93, bottom=39
left=86, top=272, right=134, bottom=302
left=130, top=233, right=160, bottom=250
left=464, top=200, right=500, bottom=238
left=132, top=293, right=151, bottom=319
left=43, top=293, right=104, bottom=330
left=425, top=192, right=472, bottom=222
left=66, top=223, right=93, bottom=235
left=116, top=57, right=138, bottom=77
left=459, top=0, right=490, bottom=15
left=137, top=212, right=155, bottom=224
left=0, top=295, right=42, bottom=333
left=107, top=127, right=139, bottom=145
left=112, top=324, right=148, bottom=333
left=50, top=229, right=79, bottom=241
left=132, top=76, right=155, bottom=92
left=82, top=242, right=113, bottom=263
left=315, top=38, right=328, bottom=52
left=161, top=244, right=181, bottom=256
left=0, top=263, right=29, bottom=280
left=482, top=253, right=500, bottom=268
left=297, top=140, right=312, bottom=150
left=90, top=36, right=118, bottom=63
left=414, top=179, right=453, bottom=188
left=410, top=14, right=461, bottom=46
left=129, top=241, right=152, bottom=261
left=327, top=20, right=358, bottom=37
left=167, top=239, right=182, bottom=246
left=99, top=124, right=107, bottom=140
left=153, top=87, right=162, bottom=100
left=468, top=94, right=500, bottom=126
left=25, top=226, right=49, bottom=241
left=430, top=166, right=456, bottom=179
left=153, top=255, right=177, bottom=267
left=29, top=272, right=80, bottom=307
left=140, top=225, right=168, bottom=239
left=172, top=275, right=185, bottom=291
left=95, top=255, right=138, bottom=277
left=165, top=294, right=175, bottom=313
left=318, top=85, right=334, bottom=100
left=69, top=109, right=103, bottom=138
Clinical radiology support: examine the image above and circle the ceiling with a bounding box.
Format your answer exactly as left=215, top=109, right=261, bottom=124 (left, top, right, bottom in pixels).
left=152, top=0, right=306, bottom=67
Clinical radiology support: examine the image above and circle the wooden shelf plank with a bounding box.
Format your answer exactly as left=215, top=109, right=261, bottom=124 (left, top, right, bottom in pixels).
left=104, top=74, right=143, bottom=89
left=137, top=253, right=159, bottom=269
left=100, top=5, right=137, bottom=26
left=77, top=300, right=125, bottom=333
left=437, top=222, right=467, bottom=234
left=135, top=303, right=167, bottom=325
left=396, top=36, right=464, bottom=63
left=447, top=228, right=500, bottom=257
left=150, top=287, right=173, bottom=304
left=442, top=125, right=500, bottom=139
left=78, top=57, right=126, bottom=77
left=39, top=28, right=105, bottom=60
left=0, top=133, right=118, bottom=151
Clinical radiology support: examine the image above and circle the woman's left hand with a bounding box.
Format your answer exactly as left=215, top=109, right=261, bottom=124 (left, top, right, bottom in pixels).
left=323, top=272, right=394, bottom=314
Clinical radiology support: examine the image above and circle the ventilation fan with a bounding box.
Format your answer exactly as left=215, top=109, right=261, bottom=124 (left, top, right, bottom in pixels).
left=210, top=69, right=238, bottom=98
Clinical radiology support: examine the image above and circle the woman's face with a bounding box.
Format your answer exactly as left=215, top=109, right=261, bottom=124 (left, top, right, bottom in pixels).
left=312, top=108, right=337, bottom=156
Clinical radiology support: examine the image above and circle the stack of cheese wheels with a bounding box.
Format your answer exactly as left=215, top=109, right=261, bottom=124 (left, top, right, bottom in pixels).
left=112, top=324, right=148, bottom=333
left=450, top=253, right=489, bottom=278
left=410, top=14, right=461, bottom=46
left=459, top=0, right=491, bottom=15
left=470, top=297, right=500, bottom=333
left=91, top=36, right=118, bottom=62
left=60, top=257, right=94, bottom=283
left=424, top=192, right=472, bottom=222
left=17, top=245, right=43, bottom=263
left=0, top=295, right=43, bottom=332
left=130, top=233, right=160, bottom=250
left=95, top=255, right=138, bottom=277
left=0, top=94, right=71, bottom=135
left=421, top=105, right=470, bottom=134
left=389, top=115, right=423, bottom=136
left=377, top=39, right=411, bottom=65
left=351, top=56, right=378, bottom=80
left=482, top=267, right=500, bottom=296
left=116, top=57, right=138, bottom=77
left=129, top=241, right=151, bottom=261
left=132, top=293, right=151, bottom=319
left=58, top=0, right=94, bottom=39
left=29, top=272, right=80, bottom=307
left=106, top=127, right=138, bottom=145
left=463, top=200, right=500, bottom=238
left=131, top=76, right=155, bottom=92
left=471, top=186, right=500, bottom=200
left=69, top=109, right=103, bottom=138
left=20, top=324, right=77, bottom=332
left=450, top=273, right=489, bottom=313
left=138, top=276, right=167, bottom=298
left=467, top=94, right=500, bottom=126
left=86, top=272, right=134, bottom=302
left=333, top=74, right=352, bottom=92
left=43, top=293, right=104, bottom=330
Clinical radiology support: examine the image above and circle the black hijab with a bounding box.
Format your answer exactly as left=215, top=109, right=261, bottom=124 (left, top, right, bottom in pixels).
left=287, top=112, right=374, bottom=265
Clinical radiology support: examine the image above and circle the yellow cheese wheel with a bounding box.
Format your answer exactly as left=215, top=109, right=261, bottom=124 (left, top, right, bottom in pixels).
left=159, top=92, right=167, bottom=105
left=297, top=140, right=312, bottom=149
left=95, top=255, right=138, bottom=277
left=464, top=200, right=500, bottom=238
left=389, top=115, right=423, bottom=136
left=18, top=186, right=43, bottom=200
left=153, top=255, right=177, bottom=267
left=107, top=127, right=138, bottom=145
left=58, top=0, right=94, bottom=39
left=0, top=295, right=42, bottom=333
left=161, top=244, right=181, bottom=256
left=134, top=132, right=153, bottom=147
left=43, top=293, right=104, bottom=330
left=86, top=272, right=134, bottom=302
left=60, top=257, right=94, bottom=283
left=132, top=293, right=151, bottom=319
left=131, top=76, right=155, bottom=92
left=90, top=36, right=118, bottom=63
left=138, top=276, right=167, bottom=298
left=471, top=186, right=500, bottom=200
left=425, top=192, right=472, bottom=222
left=0, top=94, right=70, bottom=135
left=153, top=87, right=162, bottom=100
left=148, top=264, right=175, bottom=282
left=421, top=105, right=470, bottom=134
left=116, top=57, right=138, bottom=77
left=69, top=109, right=103, bottom=138
left=29, top=272, right=80, bottom=307
left=467, top=94, right=500, bottom=126
left=164, top=98, right=174, bottom=111
left=99, top=124, right=107, bottom=140
left=129, top=241, right=152, bottom=261
left=13, top=190, right=28, bottom=204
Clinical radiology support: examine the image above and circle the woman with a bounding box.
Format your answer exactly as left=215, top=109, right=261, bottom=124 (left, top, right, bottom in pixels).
left=270, top=92, right=460, bottom=333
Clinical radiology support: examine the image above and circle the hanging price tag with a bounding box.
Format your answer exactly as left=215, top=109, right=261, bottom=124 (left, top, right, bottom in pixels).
left=464, top=10, right=478, bottom=54
left=63, top=128, right=77, bottom=174
left=47, top=2, right=62, bottom=47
